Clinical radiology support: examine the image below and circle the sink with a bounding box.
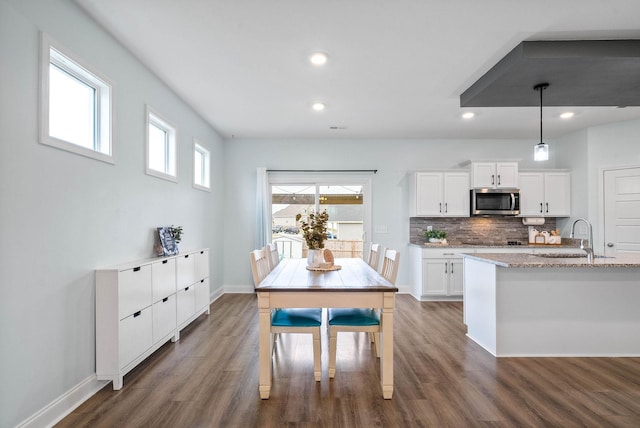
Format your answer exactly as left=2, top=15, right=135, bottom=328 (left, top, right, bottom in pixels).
left=534, top=253, right=612, bottom=259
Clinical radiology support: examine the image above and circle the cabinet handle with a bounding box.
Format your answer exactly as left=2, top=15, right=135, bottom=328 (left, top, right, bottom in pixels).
left=540, top=203, right=543, bottom=213
left=546, top=203, right=549, bottom=213
left=450, top=262, right=454, bottom=274
left=491, top=174, right=495, bottom=185
left=443, top=253, right=454, bottom=255
left=444, top=263, right=448, bottom=274
left=497, top=175, right=501, bottom=186
left=162, top=297, right=169, bottom=302
left=445, top=202, right=448, bottom=213
left=184, top=254, right=189, bottom=259
left=201, top=279, right=204, bottom=283
left=133, top=311, right=141, bottom=317
left=162, top=260, right=168, bottom=264
left=133, top=266, right=141, bottom=272
left=439, top=202, right=442, bottom=213
left=185, top=286, right=189, bottom=291
left=200, top=251, right=204, bottom=254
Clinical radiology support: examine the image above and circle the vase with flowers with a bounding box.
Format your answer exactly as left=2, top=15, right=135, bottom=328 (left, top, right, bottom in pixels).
left=296, top=210, right=329, bottom=267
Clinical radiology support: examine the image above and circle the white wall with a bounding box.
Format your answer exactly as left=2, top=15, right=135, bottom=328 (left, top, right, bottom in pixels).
left=0, top=0, right=224, bottom=426
left=222, top=138, right=550, bottom=290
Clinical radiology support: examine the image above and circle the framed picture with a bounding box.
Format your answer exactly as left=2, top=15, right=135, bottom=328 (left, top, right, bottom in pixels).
left=157, top=226, right=179, bottom=256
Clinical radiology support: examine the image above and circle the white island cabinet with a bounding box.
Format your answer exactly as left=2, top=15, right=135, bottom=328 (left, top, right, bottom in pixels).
left=96, top=248, right=210, bottom=390
left=463, top=252, right=640, bottom=357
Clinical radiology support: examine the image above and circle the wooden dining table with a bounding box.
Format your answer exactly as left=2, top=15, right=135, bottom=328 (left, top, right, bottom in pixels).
left=255, top=257, right=398, bottom=399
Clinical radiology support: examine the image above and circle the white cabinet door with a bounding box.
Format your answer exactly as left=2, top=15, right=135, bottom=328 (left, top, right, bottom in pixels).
left=472, top=163, right=496, bottom=188
left=496, top=163, right=518, bottom=188
left=177, top=285, right=196, bottom=326
left=449, top=259, right=464, bottom=295
left=544, top=172, right=571, bottom=216
left=118, top=266, right=152, bottom=320
left=119, top=306, right=152, bottom=369
left=177, top=254, right=196, bottom=289
left=195, top=278, right=210, bottom=312
left=414, top=172, right=444, bottom=216
left=519, top=172, right=545, bottom=216
left=194, top=250, right=209, bottom=281
left=152, top=294, right=176, bottom=343
left=443, top=173, right=470, bottom=217
left=423, top=259, right=448, bottom=295
left=152, top=258, right=176, bottom=302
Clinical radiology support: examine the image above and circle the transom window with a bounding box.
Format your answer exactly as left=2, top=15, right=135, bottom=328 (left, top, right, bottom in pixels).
left=39, top=33, right=114, bottom=163
left=193, top=140, right=211, bottom=191
left=146, top=106, right=177, bottom=182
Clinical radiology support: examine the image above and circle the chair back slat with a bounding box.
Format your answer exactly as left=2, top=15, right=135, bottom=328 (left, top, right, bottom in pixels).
left=380, top=249, right=400, bottom=285
left=250, top=248, right=271, bottom=286
left=265, top=243, right=280, bottom=271
left=367, top=243, right=382, bottom=271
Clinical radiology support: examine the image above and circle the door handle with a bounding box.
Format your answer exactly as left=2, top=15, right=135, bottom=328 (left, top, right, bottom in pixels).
left=607, top=242, right=614, bottom=247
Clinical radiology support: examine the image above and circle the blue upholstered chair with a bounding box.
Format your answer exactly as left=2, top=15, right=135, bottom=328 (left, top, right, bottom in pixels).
left=328, top=249, right=400, bottom=378
left=250, top=248, right=322, bottom=381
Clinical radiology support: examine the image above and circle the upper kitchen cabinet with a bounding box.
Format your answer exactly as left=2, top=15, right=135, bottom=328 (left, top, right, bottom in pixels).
left=471, top=162, right=518, bottom=189
left=519, top=171, right=571, bottom=217
left=409, top=172, right=470, bottom=217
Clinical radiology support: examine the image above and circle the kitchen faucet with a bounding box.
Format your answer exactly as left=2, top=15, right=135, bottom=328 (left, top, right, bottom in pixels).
left=570, top=218, right=594, bottom=263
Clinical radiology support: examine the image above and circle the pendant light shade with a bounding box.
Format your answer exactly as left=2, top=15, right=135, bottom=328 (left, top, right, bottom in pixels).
left=534, top=83, right=549, bottom=161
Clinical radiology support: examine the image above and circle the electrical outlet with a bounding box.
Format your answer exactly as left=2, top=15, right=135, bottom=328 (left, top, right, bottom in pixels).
left=427, top=225, right=433, bottom=231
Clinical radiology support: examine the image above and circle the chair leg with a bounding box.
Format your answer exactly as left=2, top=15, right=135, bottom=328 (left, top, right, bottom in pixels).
left=312, top=329, right=321, bottom=382
left=368, top=332, right=375, bottom=343
left=373, top=332, right=380, bottom=358
left=329, top=327, right=338, bottom=379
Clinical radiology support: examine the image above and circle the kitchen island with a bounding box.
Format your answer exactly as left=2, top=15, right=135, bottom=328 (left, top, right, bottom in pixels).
left=463, top=252, right=640, bottom=357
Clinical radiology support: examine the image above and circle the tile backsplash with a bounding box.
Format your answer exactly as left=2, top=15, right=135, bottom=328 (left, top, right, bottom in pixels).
left=410, top=217, right=558, bottom=246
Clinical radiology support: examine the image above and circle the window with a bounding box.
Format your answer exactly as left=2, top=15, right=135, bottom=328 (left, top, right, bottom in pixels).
left=193, top=140, right=211, bottom=191
left=146, top=106, right=177, bottom=182
left=39, top=33, right=114, bottom=163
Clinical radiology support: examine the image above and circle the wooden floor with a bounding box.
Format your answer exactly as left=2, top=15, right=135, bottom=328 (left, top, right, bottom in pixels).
left=58, top=294, right=640, bottom=427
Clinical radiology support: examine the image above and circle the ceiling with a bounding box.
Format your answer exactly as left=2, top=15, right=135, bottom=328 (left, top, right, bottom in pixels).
left=75, top=0, right=640, bottom=140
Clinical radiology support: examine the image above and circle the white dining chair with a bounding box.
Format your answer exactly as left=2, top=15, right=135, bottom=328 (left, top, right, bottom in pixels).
left=265, top=242, right=280, bottom=271
left=250, top=248, right=322, bottom=381
left=367, top=243, right=382, bottom=271
left=327, top=249, right=400, bottom=379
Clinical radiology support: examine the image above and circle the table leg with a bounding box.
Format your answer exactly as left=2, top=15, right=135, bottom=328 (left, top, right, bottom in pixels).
left=258, top=292, right=272, bottom=399
left=380, top=292, right=395, bottom=399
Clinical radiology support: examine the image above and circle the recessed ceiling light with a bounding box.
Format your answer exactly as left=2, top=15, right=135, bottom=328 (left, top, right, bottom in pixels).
left=310, top=52, right=328, bottom=66
left=560, top=112, right=574, bottom=119
left=312, top=102, right=326, bottom=111
left=462, top=112, right=475, bottom=119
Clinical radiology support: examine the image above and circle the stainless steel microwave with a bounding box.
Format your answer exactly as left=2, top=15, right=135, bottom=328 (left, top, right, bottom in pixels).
left=470, top=188, right=520, bottom=216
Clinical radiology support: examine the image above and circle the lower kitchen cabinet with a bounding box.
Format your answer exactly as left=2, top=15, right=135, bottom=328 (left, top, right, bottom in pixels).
left=410, top=247, right=465, bottom=300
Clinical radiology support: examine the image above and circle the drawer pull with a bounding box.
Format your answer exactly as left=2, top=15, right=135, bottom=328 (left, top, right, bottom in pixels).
left=184, top=254, right=189, bottom=259
left=162, top=260, right=168, bottom=264
left=201, top=279, right=204, bottom=283
left=133, top=266, right=141, bottom=272
left=133, top=310, right=141, bottom=317
left=185, top=286, right=189, bottom=291
left=162, top=297, right=169, bottom=303
left=200, top=251, right=204, bottom=254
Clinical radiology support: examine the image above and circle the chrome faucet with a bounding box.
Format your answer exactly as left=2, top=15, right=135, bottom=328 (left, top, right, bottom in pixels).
left=570, top=218, right=594, bottom=263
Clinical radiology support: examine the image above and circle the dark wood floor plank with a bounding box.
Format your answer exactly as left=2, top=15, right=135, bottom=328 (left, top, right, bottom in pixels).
left=56, top=293, right=640, bottom=427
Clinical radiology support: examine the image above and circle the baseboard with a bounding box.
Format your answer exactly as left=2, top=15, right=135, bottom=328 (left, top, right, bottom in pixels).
left=16, top=375, right=108, bottom=428
left=224, top=284, right=255, bottom=294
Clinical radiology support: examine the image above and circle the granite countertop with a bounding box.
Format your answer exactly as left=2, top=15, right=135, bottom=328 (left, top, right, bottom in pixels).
left=463, top=252, right=640, bottom=268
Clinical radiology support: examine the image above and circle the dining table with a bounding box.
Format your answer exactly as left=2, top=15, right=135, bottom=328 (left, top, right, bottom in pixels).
left=255, top=257, right=398, bottom=399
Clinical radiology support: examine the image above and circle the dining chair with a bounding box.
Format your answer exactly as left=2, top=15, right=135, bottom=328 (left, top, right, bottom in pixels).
left=265, top=242, right=280, bottom=271
left=367, top=243, right=382, bottom=271
left=250, top=248, right=322, bottom=381
left=327, top=249, right=400, bottom=379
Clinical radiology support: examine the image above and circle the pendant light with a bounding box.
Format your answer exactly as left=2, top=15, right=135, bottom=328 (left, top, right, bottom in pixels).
left=534, top=83, right=549, bottom=161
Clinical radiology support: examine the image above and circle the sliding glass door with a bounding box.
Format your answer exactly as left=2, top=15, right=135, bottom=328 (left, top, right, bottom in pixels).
left=269, top=175, right=371, bottom=260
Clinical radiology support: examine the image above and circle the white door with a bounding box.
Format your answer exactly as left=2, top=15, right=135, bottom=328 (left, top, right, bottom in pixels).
left=603, top=167, right=640, bottom=256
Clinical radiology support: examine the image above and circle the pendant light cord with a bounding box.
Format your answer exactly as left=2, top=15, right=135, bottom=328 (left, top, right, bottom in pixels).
left=534, top=83, right=549, bottom=144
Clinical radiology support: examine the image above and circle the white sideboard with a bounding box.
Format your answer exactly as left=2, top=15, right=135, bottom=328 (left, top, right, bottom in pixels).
left=96, top=248, right=210, bottom=390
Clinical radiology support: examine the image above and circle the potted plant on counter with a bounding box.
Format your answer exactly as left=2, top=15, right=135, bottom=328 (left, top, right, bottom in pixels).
left=424, top=229, right=447, bottom=243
